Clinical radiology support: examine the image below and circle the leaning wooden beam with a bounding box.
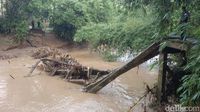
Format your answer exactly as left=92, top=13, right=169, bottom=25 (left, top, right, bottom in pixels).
left=84, top=42, right=160, bottom=93
left=49, top=68, right=58, bottom=76
left=26, top=60, right=41, bottom=77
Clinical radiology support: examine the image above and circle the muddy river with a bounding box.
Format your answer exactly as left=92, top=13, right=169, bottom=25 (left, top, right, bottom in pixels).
left=0, top=48, right=157, bottom=112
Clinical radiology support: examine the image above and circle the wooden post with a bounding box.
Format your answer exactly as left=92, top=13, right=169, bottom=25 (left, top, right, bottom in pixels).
left=157, top=52, right=167, bottom=103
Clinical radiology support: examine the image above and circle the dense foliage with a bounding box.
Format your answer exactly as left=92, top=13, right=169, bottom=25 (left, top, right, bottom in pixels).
left=49, top=0, right=115, bottom=41
left=166, top=0, right=200, bottom=106
left=0, top=0, right=200, bottom=106
left=0, top=0, right=31, bottom=42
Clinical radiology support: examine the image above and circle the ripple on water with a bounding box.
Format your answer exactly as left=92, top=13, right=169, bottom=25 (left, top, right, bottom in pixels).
left=0, top=80, right=7, bottom=104
left=99, top=79, right=135, bottom=111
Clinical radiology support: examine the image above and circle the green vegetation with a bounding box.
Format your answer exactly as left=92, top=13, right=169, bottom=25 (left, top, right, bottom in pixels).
left=0, top=0, right=30, bottom=42
left=15, top=20, right=29, bottom=43
left=0, top=0, right=200, bottom=106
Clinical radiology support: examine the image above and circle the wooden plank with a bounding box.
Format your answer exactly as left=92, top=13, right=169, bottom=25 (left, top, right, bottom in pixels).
left=84, top=42, right=160, bottom=93
left=166, top=40, right=191, bottom=51
left=167, top=42, right=187, bottom=51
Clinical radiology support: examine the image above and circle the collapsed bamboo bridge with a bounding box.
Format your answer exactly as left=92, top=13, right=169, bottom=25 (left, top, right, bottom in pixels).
left=84, top=38, right=195, bottom=103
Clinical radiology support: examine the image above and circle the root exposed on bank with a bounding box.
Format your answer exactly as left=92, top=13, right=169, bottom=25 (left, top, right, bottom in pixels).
left=28, top=47, right=110, bottom=85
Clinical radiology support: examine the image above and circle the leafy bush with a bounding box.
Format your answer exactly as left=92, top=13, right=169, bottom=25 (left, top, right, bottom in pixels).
left=15, top=20, right=29, bottom=43
left=178, top=44, right=200, bottom=106
left=49, top=0, right=114, bottom=41
left=175, top=1, right=200, bottom=105
left=0, top=0, right=30, bottom=43
left=74, top=8, right=159, bottom=52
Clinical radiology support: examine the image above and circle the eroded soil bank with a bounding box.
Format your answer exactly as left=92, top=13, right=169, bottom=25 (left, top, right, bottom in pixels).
left=0, top=34, right=157, bottom=112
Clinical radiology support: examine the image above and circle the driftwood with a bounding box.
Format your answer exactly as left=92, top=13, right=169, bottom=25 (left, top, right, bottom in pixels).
left=28, top=47, right=110, bottom=84
left=84, top=42, right=160, bottom=93
left=31, top=47, right=62, bottom=59
left=26, top=58, right=110, bottom=84
left=9, top=75, right=15, bottom=79
left=26, top=60, right=41, bottom=77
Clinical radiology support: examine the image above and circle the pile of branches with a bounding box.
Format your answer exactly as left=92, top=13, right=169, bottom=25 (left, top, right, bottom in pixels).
left=28, top=47, right=110, bottom=84
left=32, top=47, right=62, bottom=59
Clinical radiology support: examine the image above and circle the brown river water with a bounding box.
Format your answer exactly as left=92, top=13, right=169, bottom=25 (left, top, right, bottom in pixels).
left=0, top=48, right=157, bottom=112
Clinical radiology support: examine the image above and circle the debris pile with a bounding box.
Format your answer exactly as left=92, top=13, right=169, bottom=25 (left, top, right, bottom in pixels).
left=32, top=47, right=62, bottom=59
left=28, top=47, right=110, bottom=84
